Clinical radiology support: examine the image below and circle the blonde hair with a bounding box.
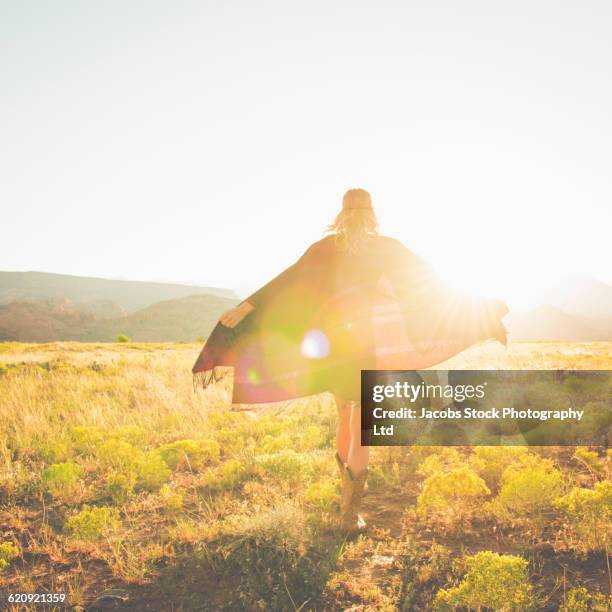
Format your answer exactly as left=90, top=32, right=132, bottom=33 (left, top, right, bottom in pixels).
left=327, top=188, right=379, bottom=252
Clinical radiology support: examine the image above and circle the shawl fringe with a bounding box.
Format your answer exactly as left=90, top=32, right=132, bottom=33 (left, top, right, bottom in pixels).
left=192, top=367, right=228, bottom=392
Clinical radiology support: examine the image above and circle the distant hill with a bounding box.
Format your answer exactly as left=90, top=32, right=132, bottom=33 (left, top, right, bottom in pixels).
left=1, top=272, right=610, bottom=343
left=544, top=276, right=612, bottom=320
left=78, top=294, right=238, bottom=342
left=0, top=271, right=236, bottom=312
left=504, top=276, right=612, bottom=341
left=0, top=294, right=238, bottom=342
left=0, top=298, right=97, bottom=342
left=505, top=304, right=612, bottom=342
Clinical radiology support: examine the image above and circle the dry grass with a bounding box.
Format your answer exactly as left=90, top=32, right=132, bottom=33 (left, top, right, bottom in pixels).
left=0, top=340, right=610, bottom=610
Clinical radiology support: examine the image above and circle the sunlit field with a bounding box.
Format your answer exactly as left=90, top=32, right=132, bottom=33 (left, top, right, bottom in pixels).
left=0, top=341, right=610, bottom=611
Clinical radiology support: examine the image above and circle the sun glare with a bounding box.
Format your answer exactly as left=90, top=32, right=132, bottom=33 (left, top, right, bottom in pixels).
left=431, top=252, right=561, bottom=312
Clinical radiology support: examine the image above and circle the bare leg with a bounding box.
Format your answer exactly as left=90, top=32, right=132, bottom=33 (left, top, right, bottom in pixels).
left=347, top=401, right=369, bottom=476
left=335, top=397, right=351, bottom=463
left=333, top=395, right=369, bottom=532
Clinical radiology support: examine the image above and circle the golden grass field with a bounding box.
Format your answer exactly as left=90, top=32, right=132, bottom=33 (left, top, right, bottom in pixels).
left=0, top=341, right=610, bottom=611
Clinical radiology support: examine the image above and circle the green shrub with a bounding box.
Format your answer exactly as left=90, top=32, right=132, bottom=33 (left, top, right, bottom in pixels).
left=0, top=542, right=19, bottom=571
left=136, top=453, right=172, bottom=491
left=559, top=587, right=612, bottom=612
left=554, top=481, right=612, bottom=552
left=251, top=416, right=289, bottom=439
left=434, top=551, right=535, bottom=611
left=258, top=433, right=293, bottom=454
left=304, top=480, right=338, bottom=511
left=155, top=439, right=221, bottom=471
left=64, top=505, right=121, bottom=540
left=487, top=458, right=564, bottom=535
left=572, top=448, right=607, bottom=478
left=98, top=439, right=144, bottom=472
left=470, top=446, right=529, bottom=490
left=368, top=462, right=401, bottom=491
left=212, top=428, right=247, bottom=457
left=116, top=334, right=131, bottom=343
left=417, top=449, right=464, bottom=479
left=159, top=485, right=184, bottom=513
left=41, top=462, right=82, bottom=499
left=299, top=425, right=327, bottom=450
left=39, top=441, right=72, bottom=463
left=203, top=459, right=249, bottom=491
left=106, top=471, right=136, bottom=504
left=417, top=467, right=490, bottom=529
left=69, top=425, right=105, bottom=454
left=256, top=450, right=312, bottom=485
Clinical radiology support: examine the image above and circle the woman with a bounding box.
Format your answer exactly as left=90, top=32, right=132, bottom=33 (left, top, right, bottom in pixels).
left=193, top=188, right=508, bottom=532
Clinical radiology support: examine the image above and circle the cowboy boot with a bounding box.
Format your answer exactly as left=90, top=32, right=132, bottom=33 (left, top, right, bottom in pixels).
left=335, top=451, right=368, bottom=498
left=335, top=452, right=352, bottom=513
left=339, top=464, right=368, bottom=532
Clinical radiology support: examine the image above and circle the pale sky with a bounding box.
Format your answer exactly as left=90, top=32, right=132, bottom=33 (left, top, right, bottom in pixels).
left=2, top=1, right=611, bottom=309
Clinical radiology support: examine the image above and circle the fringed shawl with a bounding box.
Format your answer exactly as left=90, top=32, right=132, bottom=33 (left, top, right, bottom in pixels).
left=193, top=235, right=508, bottom=404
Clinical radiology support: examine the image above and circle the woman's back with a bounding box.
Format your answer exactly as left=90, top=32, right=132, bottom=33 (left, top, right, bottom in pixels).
left=305, top=233, right=410, bottom=306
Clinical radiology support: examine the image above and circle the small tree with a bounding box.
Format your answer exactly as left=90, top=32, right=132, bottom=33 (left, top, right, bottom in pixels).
left=116, top=334, right=131, bottom=343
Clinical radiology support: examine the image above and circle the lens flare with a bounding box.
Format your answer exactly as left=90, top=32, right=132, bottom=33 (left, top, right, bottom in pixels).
left=247, top=368, right=260, bottom=384
left=300, top=329, right=330, bottom=359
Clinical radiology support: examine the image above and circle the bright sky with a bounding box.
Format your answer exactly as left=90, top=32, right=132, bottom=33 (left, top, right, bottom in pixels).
left=2, top=1, right=611, bottom=310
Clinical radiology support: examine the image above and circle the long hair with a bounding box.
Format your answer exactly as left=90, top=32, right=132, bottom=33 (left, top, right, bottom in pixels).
left=327, top=188, right=379, bottom=252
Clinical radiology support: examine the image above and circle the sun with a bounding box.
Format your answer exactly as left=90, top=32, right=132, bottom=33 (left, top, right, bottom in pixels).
left=431, top=253, right=554, bottom=312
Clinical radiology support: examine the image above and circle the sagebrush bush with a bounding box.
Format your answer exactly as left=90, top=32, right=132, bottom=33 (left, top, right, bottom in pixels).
left=299, top=425, right=327, bottom=450
left=304, top=480, right=338, bottom=511
left=98, top=439, right=144, bottom=472
left=106, top=471, right=136, bottom=504
left=203, top=458, right=249, bottom=491
left=470, top=446, right=529, bottom=490
left=251, top=416, right=290, bottom=439
left=368, top=462, right=401, bottom=491
left=135, top=453, right=171, bottom=491
left=417, top=467, right=490, bottom=529
left=416, top=448, right=464, bottom=479
left=69, top=425, right=106, bottom=454
left=434, top=551, right=535, bottom=611
left=64, top=505, right=121, bottom=540
left=559, top=587, right=612, bottom=612
left=159, top=485, right=184, bottom=513
left=41, top=461, right=82, bottom=499
left=572, top=448, right=608, bottom=479
left=554, top=480, right=612, bottom=552
left=487, top=457, right=564, bottom=535
left=257, top=433, right=293, bottom=454
left=155, top=439, right=220, bottom=471
left=256, top=450, right=313, bottom=485
left=212, top=427, right=248, bottom=456
left=39, top=441, right=72, bottom=463
left=0, top=542, right=19, bottom=571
